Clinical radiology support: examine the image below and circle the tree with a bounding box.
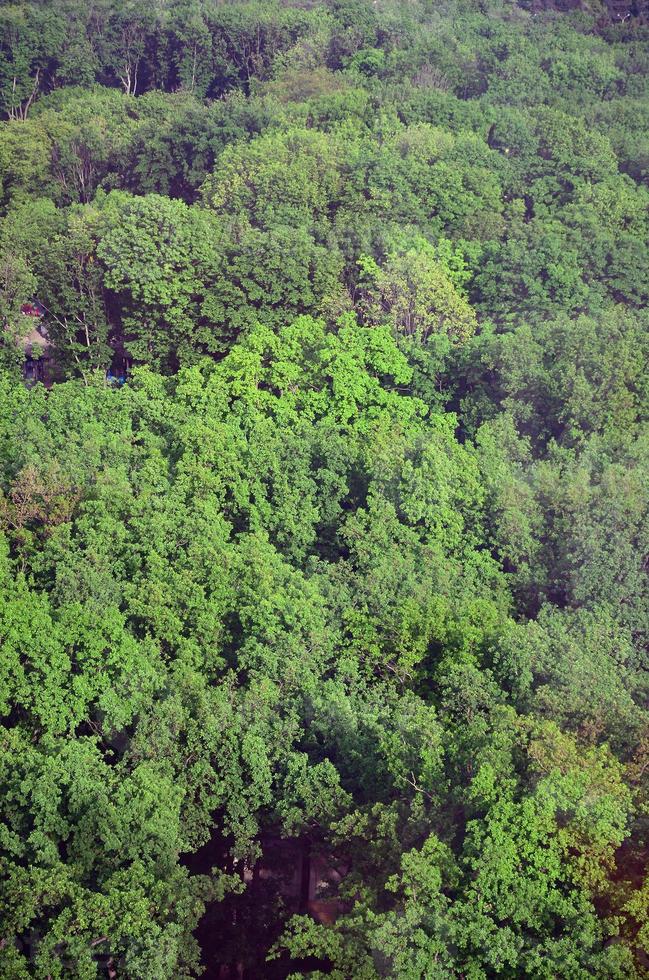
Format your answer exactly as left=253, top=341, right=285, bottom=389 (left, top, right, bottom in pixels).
left=358, top=247, right=478, bottom=345
left=97, top=192, right=225, bottom=370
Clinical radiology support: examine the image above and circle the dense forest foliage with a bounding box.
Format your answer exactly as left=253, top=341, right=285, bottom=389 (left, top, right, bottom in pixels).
left=0, top=0, right=648, bottom=977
